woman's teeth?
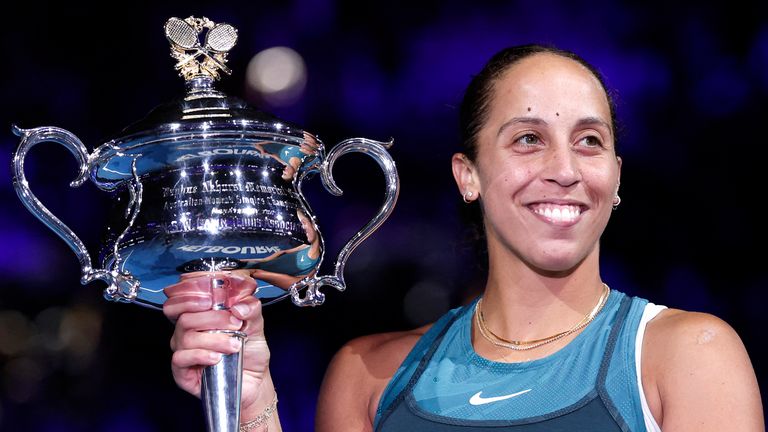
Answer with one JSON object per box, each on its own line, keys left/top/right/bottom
{"left": 531, "top": 204, "right": 581, "bottom": 223}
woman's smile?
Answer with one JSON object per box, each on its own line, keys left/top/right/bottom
{"left": 526, "top": 201, "right": 587, "bottom": 227}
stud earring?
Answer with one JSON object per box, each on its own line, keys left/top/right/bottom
{"left": 612, "top": 194, "right": 621, "bottom": 210}
{"left": 463, "top": 191, "right": 474, "bottom": 203}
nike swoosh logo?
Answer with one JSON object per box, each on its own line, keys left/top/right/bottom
{"left": 469, "top": 389, "right": 532, "bottom": 405}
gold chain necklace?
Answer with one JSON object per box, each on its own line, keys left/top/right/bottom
{"left": 475, "top": 284, "right": 610, "bottom": 351}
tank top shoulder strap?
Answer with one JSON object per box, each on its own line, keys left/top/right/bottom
{"left": 598, "top": 295, "right": 661, "bottom": 431}
{"left": 598, "top": 294, "right": 634, "bottom": 386}
{"left": 374, "top": 302, "right": 472, "bottom": 429}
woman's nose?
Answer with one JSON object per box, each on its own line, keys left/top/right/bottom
{"left": 542, "top": 144, "right": 581, "bottom": 187}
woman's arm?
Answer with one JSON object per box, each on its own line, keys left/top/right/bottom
{"left": 643, "top": 309, "right": 764, "bottom": 431}
{"left": 164, "top": 273, "right": 282, "bottom": 431}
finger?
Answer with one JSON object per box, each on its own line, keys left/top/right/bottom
{"left": 164, "top": 276, "right": 216, "bottom": 321}
{"left": 230, "top": 296, "right": 261, "bottom": 321}
{"left": 230, "top": 297, "right": 265, "bottom": 337}
{"left": 165, "top": 273, "right": 217, "bottom": 296}
{"left": 172, "top": 348, "right": 224, "bottom": 369}
{"left": 163, "top": 295, "right": 213, "bottom": 322}
{"left": 170, "top": 364, "right": 203, "bottom": 397}
{"left": 226, "top": 276, "right": 259, "bottom": 305}
{"left": 164, "top": 273, "right": 256, "bottom": 320}
{"left": 172, "top": 329, "right": 244, "bottom": 354}
{"left": 174, "top": 310, "right": 244, "bottom": 334}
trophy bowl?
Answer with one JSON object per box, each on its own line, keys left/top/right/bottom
{"left": 11, "top": 16, "right": 399, "bottom": 432}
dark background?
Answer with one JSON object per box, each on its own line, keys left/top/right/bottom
{"left": 1, "top": 1, "right": 766, "bottom": 430}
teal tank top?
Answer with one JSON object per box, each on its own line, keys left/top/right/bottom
{"left": 374, "top": 290, "right": 652, "bottom": 431}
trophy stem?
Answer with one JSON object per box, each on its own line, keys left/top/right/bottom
{"left": 202, "top": 332, "right": 245, "bottom": 432}
{"left": 201, "top": 277, "right": 247, "bottom": 432}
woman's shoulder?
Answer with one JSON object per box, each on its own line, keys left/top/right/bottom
{"left": 332, "top": 301, "right": 472, "bottom": 375}
{"left": 316, "top": 324, "right": 433, "bottom": 430}
{"left": 641, "top": 308, "right": 763, "bottom": 429}
{"left": 643, "top": 307, "right": 750, "bottom": 381}
{"left": 333, "top": 324, "right": 432, "bottom": 378}
{"left": 643, "top": 307, "right": 744, "bottom": 358}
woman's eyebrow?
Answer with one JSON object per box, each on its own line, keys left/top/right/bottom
{"left": 496, "top": 116, "right": 612, "bottom": 138}
{"left": 575, "top": 117, "right": 612, "bottom": 135}
{"left": 497, "top": 117, "right": 547, "bottom": 137}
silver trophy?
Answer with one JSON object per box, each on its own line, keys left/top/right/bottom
{"left": 12, "top": 16, "right": 399, "bottom": 432}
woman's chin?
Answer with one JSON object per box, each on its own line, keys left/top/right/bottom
{"left": 526, "top": 250, "right": 592, "bottom": 277}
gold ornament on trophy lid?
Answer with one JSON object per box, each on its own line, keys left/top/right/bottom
{"left": 164, "top": 16, "right": 238, "bottom": 81}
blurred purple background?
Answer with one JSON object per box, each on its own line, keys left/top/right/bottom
{"left": 1, "top": 1, "right": 766, "bottom": 430}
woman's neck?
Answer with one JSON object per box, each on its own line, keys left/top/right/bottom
{"left": 479, "top": 247, "right": 606, "bottom": 343}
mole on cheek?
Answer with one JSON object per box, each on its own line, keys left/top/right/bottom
{"left": 556, "top": 112, "right": 560, "bottom": 116}
{"left": 527, "top": 107, "right": 531, "bottom": 112}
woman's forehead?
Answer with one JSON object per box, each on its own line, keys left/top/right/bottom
{"left": 489, "top": 53, "right": 611, "bottom": 118}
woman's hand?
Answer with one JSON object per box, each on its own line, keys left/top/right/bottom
{"left": 163, "top": 272, "right": 277, "bottom": 421}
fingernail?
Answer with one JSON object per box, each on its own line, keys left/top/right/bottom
{"left": 230, "top": 315, "right": 243, "bottom": 327}
{"left": 209, "top": 352, "right": 222, "bottom": 363}
{"left": 232, "top": 303, "right": 249, "bottom": 316}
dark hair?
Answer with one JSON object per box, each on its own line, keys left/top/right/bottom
{"left": 459, "top": 44, "right": 619, "bottom": 161}
{"left": 457, "top": 45, "right": 619, "bottom": 273}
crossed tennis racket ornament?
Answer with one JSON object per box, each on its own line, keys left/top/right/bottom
{"left": 12, "top": 16, "right": 399, "bottom": 432}
{"left": 166, "top": 16, "right": 239, "bottom": 80}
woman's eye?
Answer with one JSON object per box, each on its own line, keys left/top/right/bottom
{"left": 515, "top": 134, "right": 540, "bottom": 146}
{"left": 578, "top": 136, "right": 603, "bottom": 148}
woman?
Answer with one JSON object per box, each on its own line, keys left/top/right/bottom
{"left": 163, "top": 45, "right": 763, "bottom": 431}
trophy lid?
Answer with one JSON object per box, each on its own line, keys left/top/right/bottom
{"left": 105, "top": 16, "right": 303, "bottom": 145}
{"left": 114, "top": 16, "right": 304, "bottom": 141}
{"left": 91, "top": 16, "right": 312, "bottom": 189}
{"left": 115, "top": 77, "right": 304, "bottom": 140}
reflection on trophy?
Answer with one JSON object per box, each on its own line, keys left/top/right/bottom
{"left": 12, "top": 16, "right": 399, "bottom": 432}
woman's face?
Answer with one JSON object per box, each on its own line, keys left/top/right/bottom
{"left": 297, "top": 209, "right": 317, "bottom": 243}
{"left": 454, "top": 53, "right": 621, "bottom": 274}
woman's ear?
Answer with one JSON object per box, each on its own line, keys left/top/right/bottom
{"left": 452, "top": 153, "right": 480, "bottom": 202}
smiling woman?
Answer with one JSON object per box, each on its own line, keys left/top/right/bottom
{"left": 164, "top": 45, "right": 764, "bottom": 432}
{"left": 454, "top": 48, "right": 621, "bottom": 277}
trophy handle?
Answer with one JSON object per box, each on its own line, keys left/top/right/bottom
{"left": 291, "top": 137, "right": 399, "bottom": 306}
{"left": 11, "top": 126, "right": 138, "bottom": 295}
